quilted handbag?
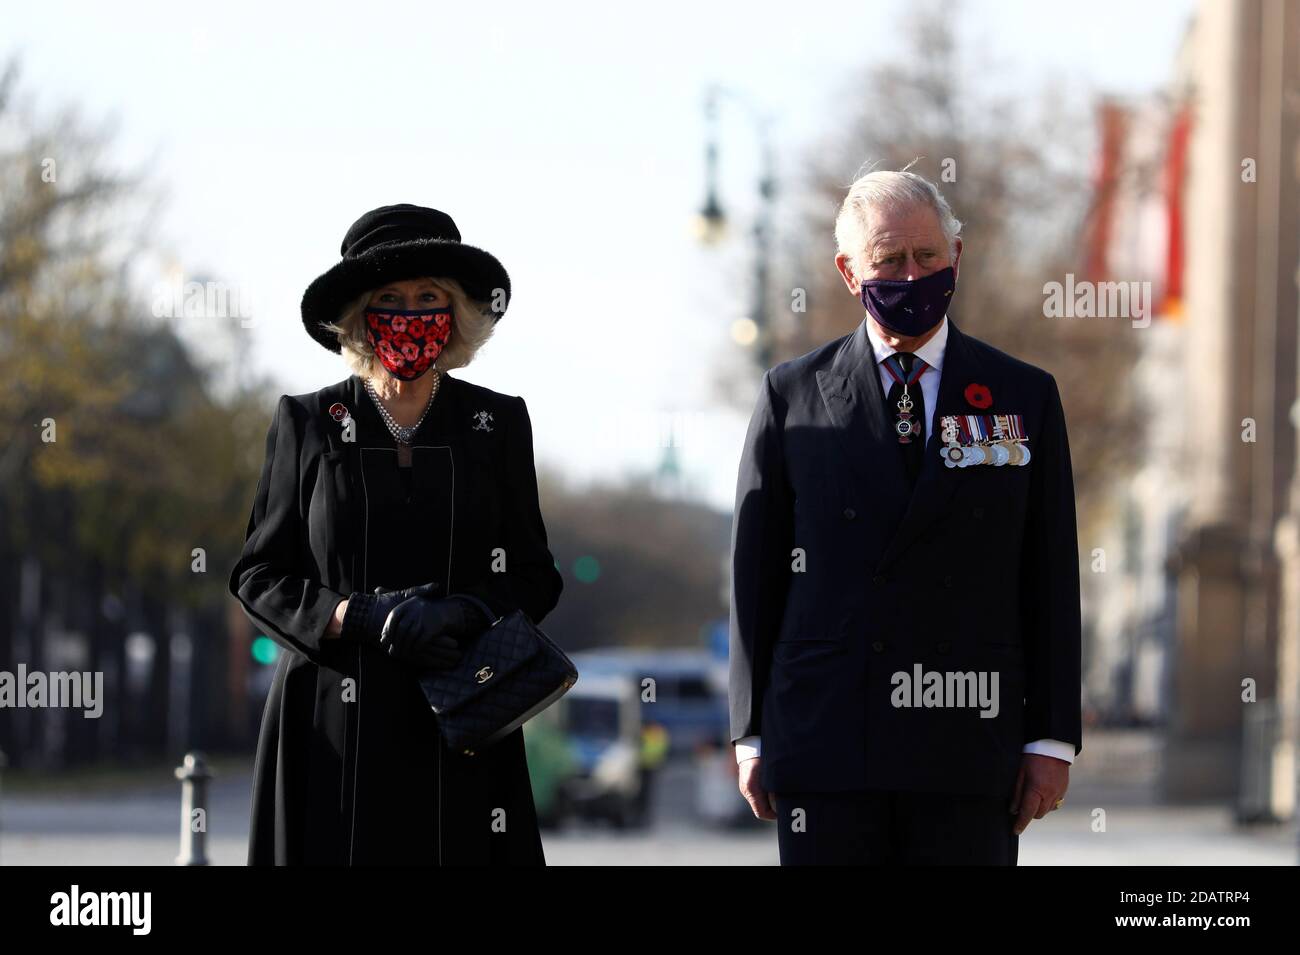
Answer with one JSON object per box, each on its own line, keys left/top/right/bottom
{"left": 416, "top": 594, "right": 578, "bottom": 755}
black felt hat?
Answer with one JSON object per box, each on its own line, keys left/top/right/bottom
{"left": 301, "top": 204, "right": 511, "bottom": 353}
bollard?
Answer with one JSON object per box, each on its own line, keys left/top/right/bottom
{"left": 174, "top": 751, "right": 212, "bottom": 866}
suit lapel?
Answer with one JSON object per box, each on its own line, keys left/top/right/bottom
{"left": 875, "top": 319, "right": 984, "bottom": 572}
{"left": 816, "top": 319, "right": 910, "bottom": 517}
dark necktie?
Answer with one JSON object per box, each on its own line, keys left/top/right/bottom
{"left": 883, "top": 351, "right": 926, "bottom": 488}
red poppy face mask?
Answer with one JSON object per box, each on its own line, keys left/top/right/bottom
{"left": 364, "top": 306, "right": 452, "bottom": 380}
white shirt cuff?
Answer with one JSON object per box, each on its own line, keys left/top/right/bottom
{"left": 1022, "top": 738, "right": 1076, "bottom": 763}
{"left": 734, "top": 736, "right": 761, "bottom": 763}
{"left": 733, "top": 736, "right": 1072, "bottom": 764}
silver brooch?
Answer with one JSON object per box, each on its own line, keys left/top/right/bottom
{"left": 471, "top": 410, "right": 494, "bottom": 432}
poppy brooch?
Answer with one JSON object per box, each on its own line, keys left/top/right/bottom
{"left": 964, "top": 382, "right": 993, "bottom": 409}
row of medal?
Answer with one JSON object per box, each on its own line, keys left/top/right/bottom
{"left": 940, "top": 414, "right": 1032, "bottom": 468}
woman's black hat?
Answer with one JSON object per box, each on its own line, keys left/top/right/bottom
{"left": 301, "top": 204, "right": 511, "bottom": 353}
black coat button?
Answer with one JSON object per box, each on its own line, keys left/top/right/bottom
{"left": 972, "top": 507, "right": 984, "bottom": 519}
{"left": 843, "top": 507, "right": 856, "bottom": 520}
{"left": 942, "top": 574, "right": 954, "bottom": 588}
{"left": 872, "top": 574, "right": 887, "bottom": 585}
{"left": 937, "top": 641, "right": 951, "bottom": 654}
{"left": 871, "top": 641, "right": 885, "bottom": 653}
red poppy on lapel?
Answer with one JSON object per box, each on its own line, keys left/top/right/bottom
{"left": 328, "top": 402, "right": 348, "bottom": 421}
{"left": 964, "top": 383, "right": 993, "bottom": 409}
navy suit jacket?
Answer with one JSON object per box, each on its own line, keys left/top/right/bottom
{"left": 728, "top": 317, "right": 1082, "bottom": 797}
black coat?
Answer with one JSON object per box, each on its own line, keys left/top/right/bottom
{"left": 729, "top": 318, "right": 1082, "bottom": 798}
{"left": 229, "top": 372, "right": 563, "bottom": 865}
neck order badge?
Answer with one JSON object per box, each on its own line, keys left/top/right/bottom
{"left": 882, "top": 353, "right": 928, "bottom": 444}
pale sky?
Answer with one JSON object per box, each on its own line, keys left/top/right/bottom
{"left": 6, "top": 0, "right": 1195, "bottom": 509}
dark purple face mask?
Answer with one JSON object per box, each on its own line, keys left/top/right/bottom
{"left": 859, "top": 265, "right": 956, "bottom": 337}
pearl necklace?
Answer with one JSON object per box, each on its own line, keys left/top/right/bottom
{"left": 364, "top": 371, "right": 441, "bottom": 445}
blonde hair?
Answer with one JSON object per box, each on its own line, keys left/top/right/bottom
{"left": 323, "top": 276, "right": 498, "bottom": 381}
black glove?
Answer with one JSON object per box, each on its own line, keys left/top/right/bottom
{"left": 340, "top": 583, "right": 445, "bottom": 656}
{"left": 378, "top": 595, "right": 492, "bottom": 669}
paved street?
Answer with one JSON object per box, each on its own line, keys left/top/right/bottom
{"left": 2, "top": 731, "right": 1295, "bottom": 865}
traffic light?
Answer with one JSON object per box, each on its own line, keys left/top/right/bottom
{"left": 251, "top": 636, "right": 278, "bottom": 665}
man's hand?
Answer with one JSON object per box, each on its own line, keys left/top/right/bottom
{"left": 738, "top": 757, "right": 777, "bottom": 821}
{"left": 1010, "top": 753, "right": 1070, "bottom": 835}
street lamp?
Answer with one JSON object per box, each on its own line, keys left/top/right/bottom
{"left": 693, "top": 84, "right": 777, "bottom": 370}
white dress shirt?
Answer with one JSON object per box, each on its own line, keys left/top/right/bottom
{"left": 868, "top": 312, "right": 948, "bottom": 444}
{"left": 734, "top": 315, "right": 1075, "bottom": 766}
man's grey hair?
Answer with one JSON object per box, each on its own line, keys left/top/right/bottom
{"left": 834, "top": 163, "right": 963, "bottom": 274}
